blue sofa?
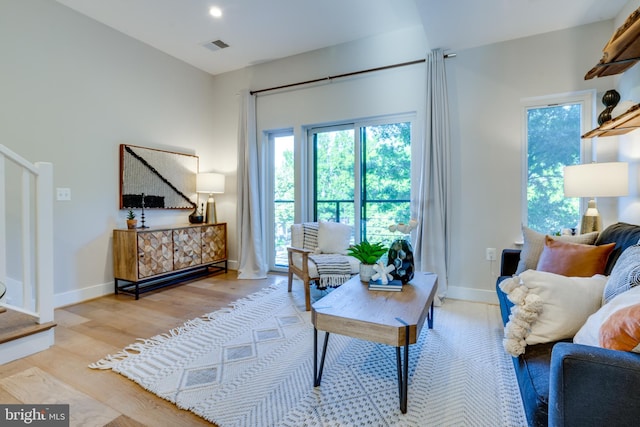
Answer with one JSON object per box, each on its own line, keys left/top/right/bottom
{"left": 496, "top": 222, "right": 640, "bottom": 427}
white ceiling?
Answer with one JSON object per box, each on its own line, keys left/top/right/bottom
{"left": 55, "top": 0, "right": 630, "bottom": 76}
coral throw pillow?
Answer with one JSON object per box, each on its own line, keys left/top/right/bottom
{"left": 599, "top": 304, "right": 640, "bottom": 352}
{"left": 575, "top": 285, "right": 640, "bottom": 353}
{"left": 536, "top": 236, "right": 615, "bottom": 277}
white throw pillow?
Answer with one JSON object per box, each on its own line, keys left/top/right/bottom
{"left": 317, "top": 221, "right": 352, "bottom": 255}
{"left": 499, "top": 270, "right": 607, "bottom": 356}
{"left": 574, "top": 285, "right": 640, "bottom": 351}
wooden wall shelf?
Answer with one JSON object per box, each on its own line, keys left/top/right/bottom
{"left": 582, "top": 104, "right": 640, "bottom": 139}
{"left": 585, "top": 7, "right": 640, "bottom": 80}
{"left": 582, "top": 7, "right": 640, "bottom": 139}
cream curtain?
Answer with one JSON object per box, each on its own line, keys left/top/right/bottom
{"left": 236, "top": 90, "right": 268, "bottom": 279}
{"left": 414, "top": 48, "right": 451, "bottom": 303}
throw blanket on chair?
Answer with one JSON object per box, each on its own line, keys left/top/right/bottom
{"left": 309, "top": 254, "right": 352, "bottom": 290}
{"left": 302, "top": 222, "right": 351, "bottom": 289}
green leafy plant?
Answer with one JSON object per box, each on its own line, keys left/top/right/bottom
{"left": 347, "top": 240, "right": 387, "bottom": 265}
{"left": 127, "top": 210, "right": 136, "bottom": 220}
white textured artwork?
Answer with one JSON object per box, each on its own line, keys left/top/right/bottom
{"left": 120, "top": 144, "right": 198, "bottom": 209}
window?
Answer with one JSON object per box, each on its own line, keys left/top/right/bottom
{"left": 267, "top": 131, "right": 294, "bottom": 269}
{"left": 309, "top": 117, "right": 412, "bottom": 245}
{"left": 523, "top": 92, "right": 593, "bottom": 234}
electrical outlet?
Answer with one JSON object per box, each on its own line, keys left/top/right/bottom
{"left": 56, "top": 187, "right": 71, "bottom": 201}
{"left": 486, "top": 247, "right": 497, "bottom": 261}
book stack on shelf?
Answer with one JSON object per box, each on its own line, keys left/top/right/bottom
{"left": 368, "top": 279, "right": 403, "bottom": 292}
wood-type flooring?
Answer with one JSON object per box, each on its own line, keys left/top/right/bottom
{"left": 0, "top": 272, "right": 297, "bottom": 427}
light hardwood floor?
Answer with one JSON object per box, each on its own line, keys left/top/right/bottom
{"left": 0, "top": 271, "right": 304, "bottom": 427}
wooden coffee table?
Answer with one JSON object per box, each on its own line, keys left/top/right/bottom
{"left": 311, "top": 271, "right": 438, "bottom": 413}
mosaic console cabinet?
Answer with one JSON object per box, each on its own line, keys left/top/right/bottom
{"left": 113, "top": 223, "right": 227, "bottom": 299}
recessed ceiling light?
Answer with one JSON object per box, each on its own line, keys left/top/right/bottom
{"left": 209, "top": 6, "right": 222, "bottom": 18}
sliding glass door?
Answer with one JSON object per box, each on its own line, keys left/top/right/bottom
{"left": 309, "top": 117, "right": 412, "bottom": 245}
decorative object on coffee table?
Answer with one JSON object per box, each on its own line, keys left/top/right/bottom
{"left": 386, "top": 219, "right": 417, "bottom": 284}
{"left": 388, "top": 219, "right": 418, "bottom": 235}
{"left": 388, "top": 238, "right": 415, "bottom": 284}
{"left": 369, "top": 262, "right": 400, "bottom": 291}
{"left": 347, "top": 240, "right": 387, "bottom": 282}
{"left": 371, "top": 261, "right": 395, "bottom": 284}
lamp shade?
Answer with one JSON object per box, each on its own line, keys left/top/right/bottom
{"left": 196, "top": 172, "right": 225, "bottom": 194}
{"left": 563, "top": 162, "right": 629, "bottom": 198}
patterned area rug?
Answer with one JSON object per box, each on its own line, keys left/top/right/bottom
{"left": 91, "top": 285, "right": 526, "bottom": 426}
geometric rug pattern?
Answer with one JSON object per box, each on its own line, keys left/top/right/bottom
{"left": 91, "top": 285, "right": 527, "bottom": 426}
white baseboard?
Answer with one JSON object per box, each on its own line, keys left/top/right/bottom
{"left": 446, "top": 285, "right": 499, "bottom": 305}
{"left": 54, "top": 282, "right": 113, "bottom": 308}
{"left": 54, "top": 259, "right": 239, "bottom": 308}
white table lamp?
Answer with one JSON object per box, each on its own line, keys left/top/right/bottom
{"left": 197, "top": 172, "right": 225, "bottom": 224}
{"left": 564, "top": 162, "right": 629, "bottom": 233}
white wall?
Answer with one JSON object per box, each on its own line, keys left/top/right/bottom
{"left": 0, "top": 0, "right": 220, "bottom": 305}
{"left": 445, "top": 21, "right": 620, "bottom": 302}
{"left": 616, "top": 1, "right": 640, "bottom": 222}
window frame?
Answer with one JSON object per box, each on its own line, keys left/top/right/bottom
{"left": 265, "top": 128, "right": 294, "bottom": 272}
{"left": 304, "top": 114, "right": 415, "bottom": 244}
{"left": 521, "top": 90, "right": 595, "bottom": 229}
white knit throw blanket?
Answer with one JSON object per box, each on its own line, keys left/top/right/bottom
{"left": 308, "top": 254, "right": 351, "bottom": 289}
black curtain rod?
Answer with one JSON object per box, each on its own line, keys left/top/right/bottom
{"left": 249, "top": 54, "right": 456, "bottom": 96}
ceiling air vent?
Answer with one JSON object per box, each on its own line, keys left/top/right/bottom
{"left": 202, "top": 39, "right": 229, "bottom": 52}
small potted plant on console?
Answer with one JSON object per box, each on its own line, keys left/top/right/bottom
{"left": 126, "top": 210, "right": 137, "bottom": 229}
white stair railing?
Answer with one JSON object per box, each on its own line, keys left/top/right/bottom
{"left": 0, "top": 144, "right": 54, "bottom": 324}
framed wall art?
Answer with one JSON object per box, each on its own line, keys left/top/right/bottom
{"left": 119, "top": 144, "right": 198, "bottom": 209}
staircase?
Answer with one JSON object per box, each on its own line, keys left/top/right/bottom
{"left": 0, "top": 145, "right": 55, "bottom": 364}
